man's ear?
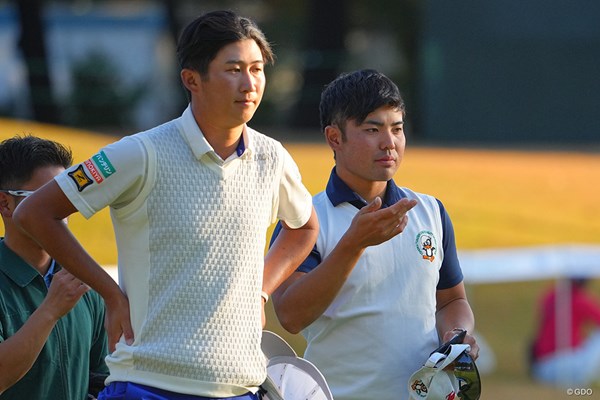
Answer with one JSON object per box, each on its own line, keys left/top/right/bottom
{"left": 0, "top": 192, "right": 14, "bottom": 218}
{"left": 324, "top": 125, "right": 343, "bottom": 151}
{"left": 180, "top": 68, "right": 201, "bottom": 93}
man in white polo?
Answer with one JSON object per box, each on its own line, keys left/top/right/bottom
{"left": 270, "top": 70, "right": 478, "bottom": 400}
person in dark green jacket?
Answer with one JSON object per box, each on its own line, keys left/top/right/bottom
{"left": 0, "top": 135, "right": 108, "bottom": 399}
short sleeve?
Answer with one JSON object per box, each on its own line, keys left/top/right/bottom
{"left": 436, "top": 199, "right": 464, "bottom": 290}
{"left": 275, "top": 147, "right": 313, "bottom": 229}
{"left": 55, "top": 136, "right": 148, "bottom": 219}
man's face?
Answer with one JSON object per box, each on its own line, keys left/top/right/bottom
{"left": 329, "top": 105, "right": 405, "bottom": 189}
{"left": 194, "top": 39, "right": 266, "bottom": 131}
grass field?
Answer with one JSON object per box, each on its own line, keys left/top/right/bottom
{"left": 2, "top": 118, "right": 599, "bottom": 399}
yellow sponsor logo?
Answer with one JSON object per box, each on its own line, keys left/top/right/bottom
{"left": 68, "top": 164, "right": 94, "bottom": 192}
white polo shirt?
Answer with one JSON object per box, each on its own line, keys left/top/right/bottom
{"left": 291, "top": 169, "right": 463, "bottom": 400}
{"left": 55, "top": 106, "right": 313, "bottom": 397}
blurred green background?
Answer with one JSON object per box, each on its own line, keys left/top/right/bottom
{"left": 2, "top": 1, "right": 600, "bottom": 398}
{"left": 2, "top": 0, "right": 600, "bottom": 147}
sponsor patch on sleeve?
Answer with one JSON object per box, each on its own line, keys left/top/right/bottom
{"left": 68, "top": 164, "right": 94, "bottom": 192}
{"left": 91, "top": 151, "right": 116, "bottom": 178}
{"left": 84, "top": 159, "right": 103, "bottom": 183}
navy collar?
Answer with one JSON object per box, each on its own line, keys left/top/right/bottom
{"left": 325, "top": 167, "right": 406, "bottom": 209}
{"left": 236, "top": 134, "right": 245, "bottom": 157}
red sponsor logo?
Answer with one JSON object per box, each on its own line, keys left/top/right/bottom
{"left": 84, "top": 159, "right": 103, "bottom": 183}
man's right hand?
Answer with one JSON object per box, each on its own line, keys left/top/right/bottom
{"left": 347, "top": 196, "right": 418, "bottom": 249}
{"left": 41, "top": 269, "right": 89, "bottom": 320}
{"left": 104, "top": 290, "right": 135, "bottom": 352}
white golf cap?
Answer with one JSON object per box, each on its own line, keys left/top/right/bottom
{"left": 408, "top": 344, "right": 471, "bottom": 400}
{"left": 265, "top": 356, "right": 334, "bottom": 400}
{"left": 261, "top": 331, "right": 333, "bottom": 400}
{"left": 408, "top": 367, "right": 460, "bottom": 400}
{"left": 262, "top": 330, "right": 297, "bottom": 359}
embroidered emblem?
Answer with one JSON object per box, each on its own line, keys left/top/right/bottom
{"left": 411, "top": 379, "right": 428, "bottom": 397}
{"left": 255, "top": 153, "right": 268, "bottom": 161}
{"left": 416, "top": 230, "right": 437, "bottom": 262}
{"left": 68, "top": 164, "right": 93, "bottom": 192}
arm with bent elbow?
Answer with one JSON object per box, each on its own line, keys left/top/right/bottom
{"left": 263, "top": 208, "right": 319, "bottom": 301}
{"left": 273, "top": 197, "right": 417, "bottom": 333}
{"left": 13, "top": 180, "right": 133, "bottom": 352}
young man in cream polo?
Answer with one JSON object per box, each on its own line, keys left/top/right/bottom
{"left": 15, "top": 10, "right": 318, "bottom": 400}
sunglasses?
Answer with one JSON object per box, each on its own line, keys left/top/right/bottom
{"left": 453, "top": 350, "right": 481, "bottom": 400}
{"left": 0, "top": 189, "right": 34, "bottom": 198}
{"left": 431, "top": 330, "right": 482, "bottom": 400}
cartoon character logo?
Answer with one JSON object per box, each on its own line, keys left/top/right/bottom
{"left": 415, "top": 230, "right": 437, "bottom": 262}
{"left": 68, "top": 164, "right": 93, "bottom": 192}
{"left": 411, "top": 379, "right": 428, "bottom": 397}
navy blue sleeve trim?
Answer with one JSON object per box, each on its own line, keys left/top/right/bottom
{"left": 436, "top": 199, "right": 464, "bottom": 290}
{"left": 269, "top": 221, "right": 321, "bottom": 273}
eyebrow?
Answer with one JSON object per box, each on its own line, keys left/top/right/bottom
{"left": 363, "top": 119, "right": 404, "bottom": 126}
{"left": 224, "top": 59, "right": 265, "bottom": 65}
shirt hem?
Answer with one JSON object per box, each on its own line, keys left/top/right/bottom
{"left": 105, "top": 367, "right": 261, "bottom": 397}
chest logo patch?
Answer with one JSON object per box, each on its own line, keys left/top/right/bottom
{"left": 415, "top": 230, "right": 437, "bottom": 263}
{"left": 68, "top": 164, "right": 93, "bottom": 192}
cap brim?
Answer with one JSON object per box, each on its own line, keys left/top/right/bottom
{"left": 262, "top": 330, "right": 297, "bottom": 359}
{"left": 267, "top": 355, "right": 334, "bottom": 400}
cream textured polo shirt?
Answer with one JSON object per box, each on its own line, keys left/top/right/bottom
{"left": 55, "top": 106, "right": 313, "bottom": 397}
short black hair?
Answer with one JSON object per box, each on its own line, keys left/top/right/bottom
{"left": 0, "top": 135, "right": 73, "bottom": 189}
{"left": 319, "top": 69, "right": 405, "bottom": 133}
{"left": 176, "top": 10, "right": 274, "bottom": 76}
